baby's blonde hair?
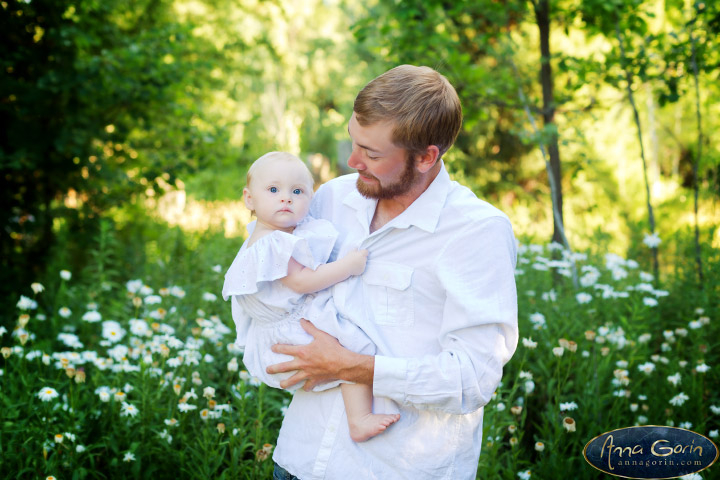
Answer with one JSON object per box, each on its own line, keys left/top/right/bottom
{"left": 244, "top": 152, "right": 314, "bottom": 216}
{"left": 246, "top": 151, "right": 314, "bottom": 189}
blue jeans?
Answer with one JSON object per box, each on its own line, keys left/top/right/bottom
{"left": 273, "top": 463, "right": 301, "bottom": 480}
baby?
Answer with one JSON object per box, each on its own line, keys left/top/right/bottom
{"left": 222, "top": 151, "right": 399, "bottom": 442}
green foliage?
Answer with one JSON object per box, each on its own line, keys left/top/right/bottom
{"left": 1, "top": 214, "right": 718, "bottom": 478}
{"left": 176, "top": 0, "right": 369, "bottom": 200}
{"left": 352, "top": 0, "right": 719, "bottom": 257}
{"left": 1, "top": 214, "right": 286, "bottom": 479}
{"left": 0, "top": 0, "right": 220, "bottom": 316}
{"left": 353, "top": 0, "right": 536, "bottom": 201}
{"left": 480, "top": 233, "right": 719, "bottom": 478}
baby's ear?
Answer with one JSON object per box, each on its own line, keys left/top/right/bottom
{"left": 243, "top": 187, "right": 254, "bottom": 211}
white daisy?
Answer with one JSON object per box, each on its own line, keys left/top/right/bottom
{"left": 144, "top": 295, "right": 162, "bottom": 305}
{"left": 126, "top": 279, "right": 143, "bottom": 293}
{"left": 101, "top": 321, "right": 126, "bottom": 343}
{"left": 529, "top": 312, "right": 546, "bottom": 330}
{"left": 667, "top": 373, "right": 682, "bottom": 387}
{"left": 669, "top": 393, "right": 689, "bottom": 407}
{"left": 17, "top": 296, "right": 37, "bottom": 310}
{"left": 202, "top": 292, "right": 218, "bottom": 302}
{"left": 576, "top": 292, "right": 592, "bottom": 304}
{"left": 638, "top": 362, "right": 655, "bottom": 374}
{"left": 37, "top": 387, "right": 59, "bottom": 402}
{"left": 169, "top": 286, "right": 186, "bottom": 298}
{"left": 120, "top": 402, "right": 139, "bottom": 417}
{"left": 643, "top": 297, "right": 658, "bottom": 307}
{"left": 82, "top": 311, "right": 102, "bottom": 323}
{"left": 178, "top": 403, "right": 198, "bottom": 412}
{"left": 643, "top": 232, "right": 661, "bottom": 248}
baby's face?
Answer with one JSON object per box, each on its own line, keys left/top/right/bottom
{"left": 245, "top": 160, "right": 313, "bottom": 232}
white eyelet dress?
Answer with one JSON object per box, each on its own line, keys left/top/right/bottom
{"left": 222, "top": 217, "right": 374, "bottom": 391}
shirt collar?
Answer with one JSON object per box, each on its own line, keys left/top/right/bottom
{"left": 342, "top": 161, "right": 451, "bottom": 234}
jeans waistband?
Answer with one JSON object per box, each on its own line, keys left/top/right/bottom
{"left": 273, "top": 462, "right": 301, "bottom": 480}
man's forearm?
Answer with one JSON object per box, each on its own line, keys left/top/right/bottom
{"left": 268, "top": 319, "right": 376, "bottom": 390}
{"left": 338, "top": 350, "right": 375, "bottom": 386}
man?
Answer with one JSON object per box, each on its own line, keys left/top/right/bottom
{"left": 240, "top": 65, "right": 518, "bottom": 479}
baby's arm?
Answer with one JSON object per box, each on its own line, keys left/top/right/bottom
{"left": 280, "top": 249, "right": 368, "bottom": 294}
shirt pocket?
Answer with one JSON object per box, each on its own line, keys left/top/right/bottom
{"left": 362, "top": 262, "right": 414, "bottom": 326}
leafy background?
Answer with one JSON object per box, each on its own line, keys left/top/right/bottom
{"left": 1, "top": 0, "right": 718, "bottom": 478}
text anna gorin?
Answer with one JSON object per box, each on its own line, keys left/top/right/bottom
{"left": 584, "top": 425, "right": 718, "bottom": 479}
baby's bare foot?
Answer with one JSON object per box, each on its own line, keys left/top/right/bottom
{"left": 348, "top": 413, "right": 401, "bottom": 442}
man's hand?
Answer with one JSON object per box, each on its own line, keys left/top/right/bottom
{"left": 267, "top": 319, "right": 374, "bottom": 391}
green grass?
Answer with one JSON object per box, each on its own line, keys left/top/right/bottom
{"left": 1, "top": 212, "right": 717, "bottom": 479}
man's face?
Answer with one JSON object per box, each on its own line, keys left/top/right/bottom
{"left": 347, "top": 113, "right": 418, "bottom": 200}
{"left": 243, "top": 160, "right": 313, "bottom": 232}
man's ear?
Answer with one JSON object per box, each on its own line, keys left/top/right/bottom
{"left": 415, "top": 145, "right": 440, "bottom": 173}
{"left": 243, "top": 187, "right": 254, "bottom": 211}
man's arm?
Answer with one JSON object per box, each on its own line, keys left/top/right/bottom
{"left": 372, "top": 216, "right": 518, "bottom": 414}
{"left": 268, "top": 319, "right": 374, "bottom": 389}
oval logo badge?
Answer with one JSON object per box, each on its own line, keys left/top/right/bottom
{"left": 584, "top": 426, "right": 718, "bottom": 479}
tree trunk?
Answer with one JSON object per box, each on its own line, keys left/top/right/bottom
{"left": 690, "top": 17, "right": 704, "bottom": 283}
{"left": 615, "top": 20, "right": 660, "bottom": 280}
{"left": 535, "top": 0, "right": 564, "bottom": 245}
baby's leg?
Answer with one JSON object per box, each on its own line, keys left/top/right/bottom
{"left": 341, "top": 383, "right": 400, "bottom": 442}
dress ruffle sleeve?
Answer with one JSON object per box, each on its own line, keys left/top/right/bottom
{"left": 291, "top": 217, "right": 338, "bottom": 269}
{"left": 222, "top": 217, "right": 338, "bottom": 300}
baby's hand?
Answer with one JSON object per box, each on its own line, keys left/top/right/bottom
{"left": 343, "top": 249, "right": 368, "bottom": 276}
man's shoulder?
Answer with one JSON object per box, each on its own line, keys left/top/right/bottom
{"left": 444, "top": 181, "right": 511, "bottom": 225}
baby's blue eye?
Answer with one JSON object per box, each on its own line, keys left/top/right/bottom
{"left": 293, "top": 188, "right": 302, "bottom": 195}
{"left": 269, "top": 187, "right": 277, "bottom": 193}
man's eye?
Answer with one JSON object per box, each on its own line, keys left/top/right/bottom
{"left": 293, "top": 188, "right": 302, "bottom": 195}
{"left": 269, "top": 187, "right": 277, "bottom": 193}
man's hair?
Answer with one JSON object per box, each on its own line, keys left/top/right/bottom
{"left": 353, "top": 65, "right": 462, "bottom": 158}
{"left": 246, "top": 151, "right": 314, "bottom": 189}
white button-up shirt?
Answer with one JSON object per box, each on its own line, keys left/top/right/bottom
{"left": 231, "top": 164, "right": 518, "bottom": 479}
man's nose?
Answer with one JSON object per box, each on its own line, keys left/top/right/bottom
{"left": 347, "top": 148, "right": 364, "bottom": 171}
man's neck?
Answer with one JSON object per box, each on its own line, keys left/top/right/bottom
{"left": 369, "top": 163, "right": 441, "bottom": 233}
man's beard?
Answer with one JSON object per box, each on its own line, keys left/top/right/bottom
{"left": 356, "top": 153, "right": 417, "bottom": 200}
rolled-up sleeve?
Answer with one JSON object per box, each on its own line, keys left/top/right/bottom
{"left": 373, "top": 216, "right": 518, "bottom": 414}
